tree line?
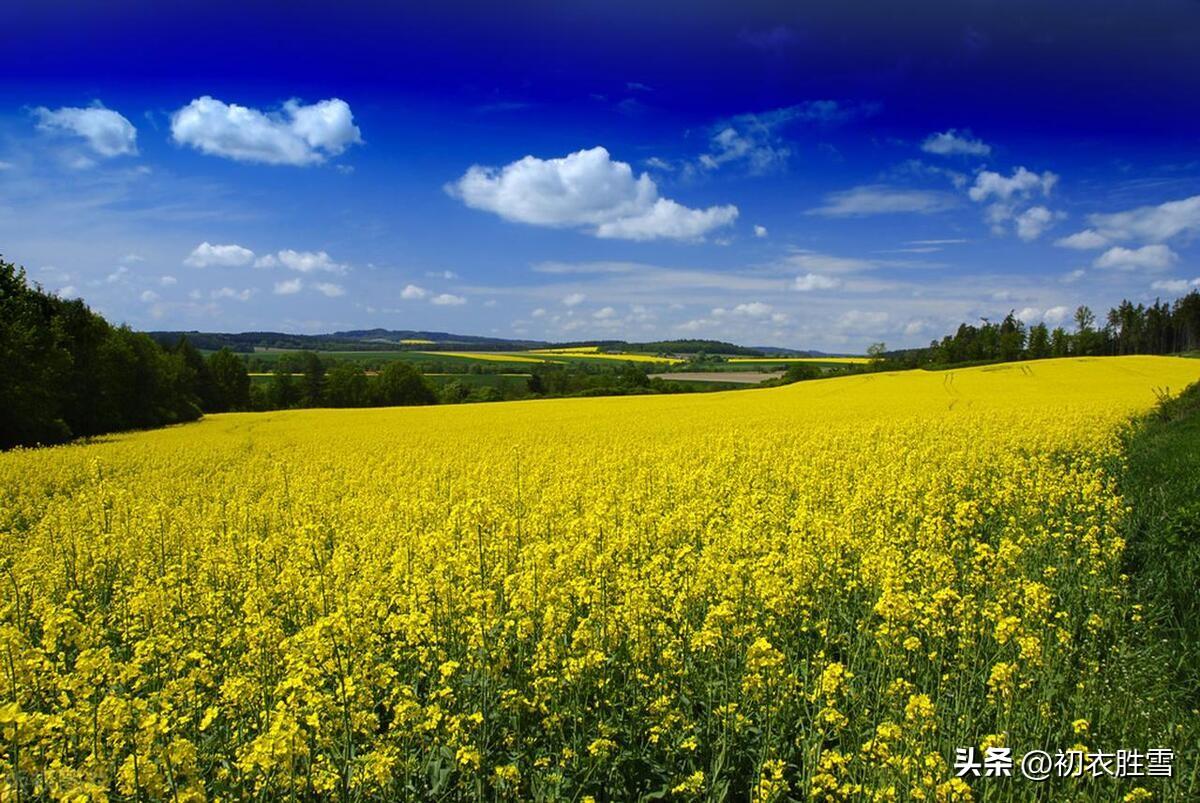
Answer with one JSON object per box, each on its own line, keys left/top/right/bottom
{"left": 884, "top": 291, "right": 1200, "bottom": 369}
{"left": 2, "top": 259, "right": 207, "bottom": 449}
{"left": 2, "top": 258, "right": 444, "bottom": 449}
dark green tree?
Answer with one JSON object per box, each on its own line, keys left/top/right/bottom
{"left": 208, "top": 348, "right": 251, "bottom": 411}
{"left": 269, "top": 370, "right": 301, "bottom": 409}
{"left": 299, "top": 351, "right": 326, "bottom": 407}
{"left": 325, "top": 362, "right": 369, "bottom": 407}
{"left": 372, "top": 361, "right": 436, "bottom": 406}
{"left": 1026, "top": 323, "right": 1050, "bottom": 358}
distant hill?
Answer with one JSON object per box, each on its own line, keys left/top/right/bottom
{"left": 747, "top": 346, "right": 860, "bottom": 357}
{"left": 148, "top": 329, "right": 550, "bottom": 353}
{"left": 148, "top": 329, "right": 822, "bottom": 357}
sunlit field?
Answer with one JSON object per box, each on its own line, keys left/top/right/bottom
{"left": 3, "top": 357, "right": 1199, "bottom": 800}
{"left": 727, "top": 356, "right": 871, "bottom": 365}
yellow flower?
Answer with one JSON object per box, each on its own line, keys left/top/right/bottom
{"left": 671, "top": 770, "right": 705, "bottom": 796}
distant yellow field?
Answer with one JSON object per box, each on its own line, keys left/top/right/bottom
{"left": 417, "top": 350, "right": 547, "bottom": 363}
{"left": 729, "top": 356, "right": 870, "bottom": 364}
{"left": 399, "top": 338, "right": 435, "bottom": 345}
{"left": 535, "top": 351, "right": 683, "bottom": 364}
{"left": 528, "top": 346, "right": 600, "bottom": 354}
{"left": 4, "top": 356, "right": 1199, "bottom": 800}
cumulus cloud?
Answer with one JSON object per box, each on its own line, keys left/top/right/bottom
{"left": 968, "top": 167, "right": 1059, "bottom": 237}
{"left": 562, "top": 292, "right": 586, "bottom": 307}
{"left": 1043, "top": 305, "right": 1071, "bottom": 325}
{"left": 211, "top": 287, "right": 255, "bottom": 301}
{"left": 594, "top": 199, "right": 739, "bottom": 241}
{"left": 921, "top": 129, "right": 991, "bottom": 157}
{"left": 1014, "top": 206, "right": 1061, "bottom": 241}
{"left": 793, "top": 273, "right": 842, "bottom": 291}
{"left": 1055, "top": 229, "right": 1109, "bottom": 250}
{"left": 447, "top": 146, "right": 737, "bottom": 241}
{"left": 1014, "top": 305, "right": 1069, "bottom": 325}
{"left": 968, "top": 167, "right": 1058, "bottom": 202}
{"left": 808, "top": 185, "right": 957, "bottom": 217}
{"left": 170, "top": 96, "right": 362, "bottom": 166}
{"left": 160, "top": 275, "right": 177, "bottom": 286}
{"left": 256, "top": 249, "right": 348, "bottom": 274}
{"left": 431, "top": 293, "right": 466, "bottom": 306}
{"left": 184, "top": 242, "right": 255, "bottom": 267}
{"left": 313, "top": 282, "right": 345, "bottom": 297}
{"left": 1150, "top": 278, "right": 1200, "bottom": 293}
{"left": 33, "top": 104, "right": 137, "bottom": 157}
{"left": 401, "top": 284, "right": 427, "bottom": 300}
{"left": 593, "top": 306, "right": 617, "bottom": 319}
{"left": 1059, "top": 195, "right": 1200, "bottom": 249}
{"left": 1093, "top": 244, "right": 1177, "bottom": 272}
{"left": 139, "top": 290, "right": 159, "bottom": 303}
{"left": 754, "top": 225, "right": 768, "bottom": 238}
{"left": 713, "top": 301, "right": 774, "bottom": 318}
{"left": 273, "top": 278, "right": 303, "bottom": 295}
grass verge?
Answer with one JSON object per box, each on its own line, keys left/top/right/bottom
{"left": 1114, "top": 380, "right": 1200, "bottom": 797}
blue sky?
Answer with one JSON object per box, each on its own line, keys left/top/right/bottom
{"left": 1, "top": 0, "right": 1198, "bottom": 351}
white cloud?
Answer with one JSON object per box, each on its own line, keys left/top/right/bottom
{"left": 594, "top": 198, "right": 739, "bottom": 241}
{"left": 159, "top": 275, "right": 177, "bottom": 286}
{"left": 968, "top": 167, "right": 1059, "bottom": 237}
{"left": 808, "top": 185, "right": 958, "bottom": 216}
{"left": 530, "top": 307, "right": 547, "bottom": 318}
{"left": 1150, "top": 278, "right": 1200, "bottom": 293}
{"left": 698, "top": 102, "right": 875, "bottom": 174}
{"left": 425, "top": 269, "right": 459, "bottom": 280}
{"left": 185, "top": 242, "right": 255, "bottom": 268}
{"left": 1055, "top": 229, "right": 1109, "bottom": 250}
{"left": 729, "top": 301, "right": 773, "bottom": 318}
{"left": 401, "top": 283, "right": 428, "bottom": 300}
{"left": 211, "top": 287, "right": 255, "bottom": 302}
{"left": 58, "top": 285, "right": 77, "bottom": 297}
{"left": 1062, "top": 269, "right": 1087, "bottom": 283}
{"left": 563, "top": 292, "right": 586, "bottom": 307}
{"left": 34, "top": 104, "right": 137, "bottom": 157}
{"left": 1043, "top": 305, "right": 1071, "bottom": 325}
{"left": 754, "top": 225, "right": 768, "bottom": 238}
{"left": 258, "top": 249, "right": 348, "bottom": 274}
{"left": 593, "top": 306, "right": 617, "bottom": 319}
{"left": 1082, "top": 195, "right": 1200, "bottom": 245}
{"left": 1093, "top": 244, "right": 1177, "bottom": 272}
{"left": 431, "top": 293, "right": 466, "bottom": 306}
{"left": 447, "top": 146, "right": 737, "bottom": 241}
{"left": 273, "top": 278, "right": 304, "bottom": 295}
{"left": 170, "top": 96, "right": 362, "bottom": 166}
{"left": 1016, "top": 306, "right": 1042, "bottom": 322}
{"left": 139, "top": 290, "right": 159, "bottom": 303}
{"left": 968, "top": 167, "right": 1058, "bottom": 202}
{"left": 313, "top": 282, "right": 345, "bottom": 297}
{"left": 105, "top": 266, "right": 129, "bottom": 284}
{"left": 793, "top": 273, "right": 842, "bottom": 291}
{"left": 1014, "top": 206, "right": 1060, "bottom": 241}
{"left": 1014, "top": 305, "right": 1071, "bottom": 325}
{"left": 921, "top": 129, "right": 991, "bottom": 157}
{"left": 785, "top": 251, "right": 875, "bottom": 274}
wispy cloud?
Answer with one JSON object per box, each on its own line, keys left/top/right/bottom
{"left": 808, "top": 185, "right": 958, "bottom": 217}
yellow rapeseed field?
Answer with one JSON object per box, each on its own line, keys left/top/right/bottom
{"left": 417, "top": 351, "right": 548, "bottom": 364}
{"left": 728, "top": 357, "right": 871, "bottom": 365}
{"left": 3, "top": 356, "right": 1199, "bottom": 801}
